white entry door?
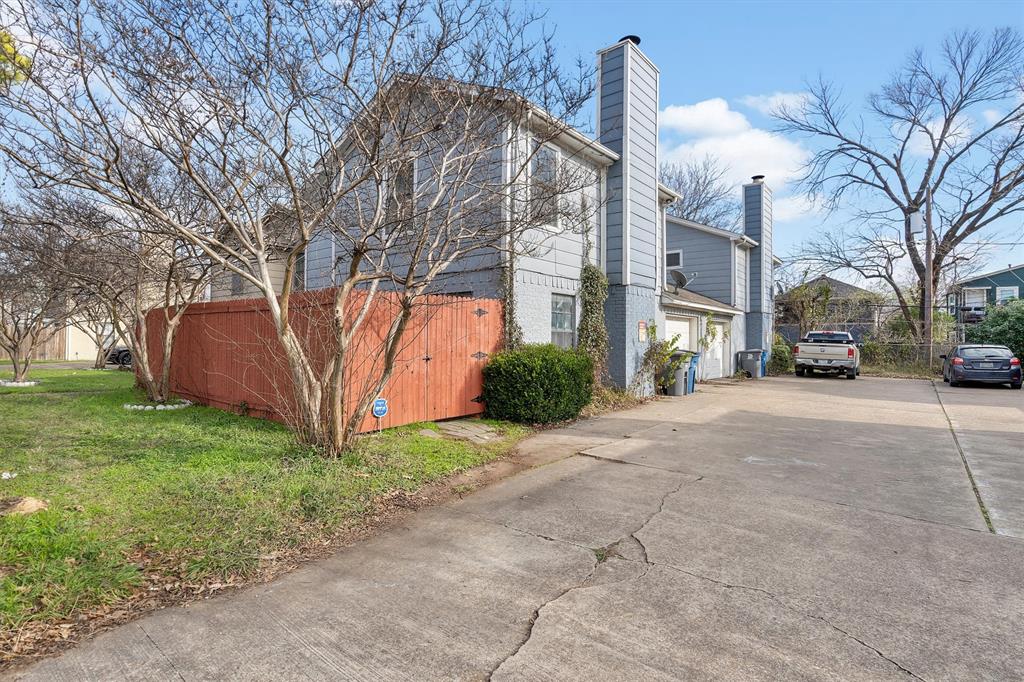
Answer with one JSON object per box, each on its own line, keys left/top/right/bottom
{"left": 703, "top": 322, "right": 727, "bottom": 379}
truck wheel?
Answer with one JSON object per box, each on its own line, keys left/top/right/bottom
{"left": 846, "top": 368, "right": 856, "bottom": 380}
{"left": 795, "top": 368, "right": 805, "bottom": 377}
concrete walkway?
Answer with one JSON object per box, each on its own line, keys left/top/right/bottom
{"left": 10, "top": 377, "right": 1024, "bottom": 680}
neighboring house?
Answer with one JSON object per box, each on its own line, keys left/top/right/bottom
{"left": 210, "top": 36, "right": 778, "bottom": 390}
{"left": 775, "top": 275, "right": 882, "bottom": 343}
{"left": 948, "top": 264, "right": 1024, "bottom": 324}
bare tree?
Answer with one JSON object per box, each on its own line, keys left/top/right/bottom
{"left": 659, "top": 155, "right": 741, "bottom": 229}
{"left": 0, "top": 0, "right": 594, "bottom": 453}
{"left": 0, "top": 204, "right": 78, "bottom": 381}
{"left": 24, "top": 189, "right": 213, "bottom": 402}
{"left": 777, "top": 28, "right": 1024, "bottom": 339}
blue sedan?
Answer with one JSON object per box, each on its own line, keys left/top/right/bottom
{"left": 942, "top": 345, "right": 1022, "bottom": 389}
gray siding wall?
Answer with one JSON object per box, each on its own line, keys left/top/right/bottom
{"left": 744, "top": 181, "right": 774, "bottom": 350}
{"left": 626, "top": 53, "right": 659, "bottom": 289}
{"left": 735, "top": 246, "right": 748, "bottom": 311}
{"left": 665, "top": 222, "right": 733, "bottom": 306}
{"left": 598, "top": 46, "right": 625, "bottom": 285}
{"left": 597, "top": 39, "right": 661, "bottom": 391}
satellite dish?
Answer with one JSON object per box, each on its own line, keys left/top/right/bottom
{"left": 670, "top": 269, "right": 689, "bottom": 290}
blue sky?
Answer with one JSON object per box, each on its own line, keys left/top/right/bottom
{"left": 538, "top": 0, "right": 1024, "bottom": 275}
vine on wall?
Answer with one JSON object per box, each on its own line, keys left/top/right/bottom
{"left": 500, "top": 252, "right": 523, "bottom": 350}
{"left": 577, "top": 259, "right": 609, "bottom": 382}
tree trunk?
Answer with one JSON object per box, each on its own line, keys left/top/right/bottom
{"left": 93, "top": 341, "right": 107, "bottom": 370}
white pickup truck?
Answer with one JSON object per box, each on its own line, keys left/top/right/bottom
{"left": 793, "top": 331, "right": 860, "bottom": 380}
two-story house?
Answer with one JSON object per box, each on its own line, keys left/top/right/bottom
{"left": 210, "top": 35, "right": 779, "bottom": 391}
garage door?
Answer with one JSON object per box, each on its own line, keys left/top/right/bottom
{"left": 664, "top": 316, "right": 692, "bottom": 351}
{"left": 703, "top": 322, "right": 727, "bottom": 379}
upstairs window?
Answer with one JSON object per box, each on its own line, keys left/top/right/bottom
{"left": 530, "top": 142, "right": 559, "bottom": 227}
{"left": 551, "top": 293, "right": 576, "bottom": 349}
{"left": 665, "top": 250, "right": 683, "bottom": 286}
{"left": 385, "top": 159, "right": 415, "bottom": 235}
{"left": 230, "top": 272, "right": 243, "bottom": 297}
{"left": 291, "top": 250, "right": 306, "bottom": 291}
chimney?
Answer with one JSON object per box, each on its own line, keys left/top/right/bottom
{"left": 595, "top": 36, "right": 660, "bottom": 389}
{"left": 743, "top": 175, "right": 773, "bottom": 350}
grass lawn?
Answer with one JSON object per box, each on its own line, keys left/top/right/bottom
{"left": 0, "top": 369, "right": 527, "bottom": 661}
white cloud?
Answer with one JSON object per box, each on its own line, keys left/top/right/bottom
{"left": 660, "top": 97, "right": 818, "bottom": 228}
{"left": 773, "top": 194, "right": 818, "bottom": 222}
{"left": 906, "top": 116, "right": 973, "bottom": 156}
{"left": 660, "top": 98, "right": 750, "bottom": 137}
{"left": 738, "top": 92, "right": 808, "bottom": 116}
{"left": 981, "top": 109, "right": 1002, "bottom": 126}
{"left": 661, "top": 127, "right": 809, "bottom": 191}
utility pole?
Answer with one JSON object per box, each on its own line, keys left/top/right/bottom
{"left": 924, "top": 187, "right": 934, "bottom": 367}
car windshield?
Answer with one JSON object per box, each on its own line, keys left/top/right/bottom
{"left": 961, "top": 347, "right": 1011, "bottom": 359}
{"left": 803, "top": 333, "right": 852, "bottom": 343}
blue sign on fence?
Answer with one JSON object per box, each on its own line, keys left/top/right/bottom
{"left": 372, "top": 397, "right": 388, "bottom": 418}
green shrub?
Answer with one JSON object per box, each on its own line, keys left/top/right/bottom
{"left": 483, "top": 344, "right": 593, "bottom": 423}
{"left": 967, "top": 300, "right": 1024, "bottom": 359}
{"left": 766, "top": 341, "right": 793, "bottom": 375}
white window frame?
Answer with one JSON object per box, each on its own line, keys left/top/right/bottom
{"left": 996, "top": 286, "right": 1018, "bottom": 303}
{"left": 550, "top": 293, "right": 576, "bottom": 349}
{"left": 665, "top": 249, "right": 683, "bottom": 285}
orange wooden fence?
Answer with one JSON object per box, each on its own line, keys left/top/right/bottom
{"left": 143, "top": 290, "right": 503, "bottom": 433}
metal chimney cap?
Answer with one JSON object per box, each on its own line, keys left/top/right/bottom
{"left": 620, "top": 35, "right": 641, "bottom": 46}
{"left": 751, "top": 174, "right": 765, "bottom": 183}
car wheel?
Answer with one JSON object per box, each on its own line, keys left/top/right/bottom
{"left": 949, "top": 377, "right": 960, "bottom": 387}
{"left": 795, "top": 368, "right": 805, "bottom": 377}
{"left": 118, "top": 351, "right": 132, "bottom": 367}
{"left": 846, "top": 368, "right": 856, "bottom": 380}
{"left": 1012, "top": 381, "right": 1022, "bottom": 390}
{"left": 943, "top": 371, "right": 949, "bottom": 383}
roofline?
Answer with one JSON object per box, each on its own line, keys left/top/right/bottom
{"left": 952, "top": 263, "right": 1024, "bottom": 287}
{"left": 658, "top": 183, "right": 682, "bottom": 203}
{"left": 772, "top": 255, "right": 784, "bottom": 266}
{"left": 660, "top": 293, "right": 742, "bottom": 316}
{"left": 666, "top": 214, "right": 758, "bottom": 246}
{"left": 528, "top": 105, "right": 619, "bottom": 166}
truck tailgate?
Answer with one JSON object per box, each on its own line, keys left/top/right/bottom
{"left": 798, "top": 343, "right": 851, "bottom": 361}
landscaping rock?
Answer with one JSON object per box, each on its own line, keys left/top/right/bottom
{"left": 1, "top": 496, "right": 48, "bottom": 516}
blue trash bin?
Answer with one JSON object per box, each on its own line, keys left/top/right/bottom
{"left": 760, "top": 350, "right": 768, "bottom": 377}
{"left": 687, "top": 352, "right": 702, "bottom": 393}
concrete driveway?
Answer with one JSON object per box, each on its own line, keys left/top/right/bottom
{"left": 11, "top": 376, "right": 1024, "bottom": 681}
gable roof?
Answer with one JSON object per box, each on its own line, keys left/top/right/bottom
{"left": 665, "top": 214, "right": 758, "bottom": 248}
{"left": 779, "top": 275, "right": 875, "bottom": 300}
{"left": 953, "top": 264, "right": 1024, "bottom": 287}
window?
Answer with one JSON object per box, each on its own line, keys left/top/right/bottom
{"left": 551, "top": 294, "right": 576, "bottom": 349}
{"left": 665, "top": 249, "right": 683, "bottom": 286}
{"left": 230, "top": 272, "right": 243, "bottom": 297}
{"left": 385, "top": 160, "right": 415, "bottom": 234}
{"left": 291, "top": 250, "right": 306, "bottom": 291}
{"left": 530, "top": 141, "right": 559, "bottom": 227}
{"left": 996, "top": 286, "right": 1018, "bottom": 304}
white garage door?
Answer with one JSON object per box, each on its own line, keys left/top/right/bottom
{"left": 703, "top": 322, "right": 728, "bottom": 379}
{"left": 664, "top": 316, "right": 693, "bottom": 351}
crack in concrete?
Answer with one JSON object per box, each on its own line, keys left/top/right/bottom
{"left": 646, "top": 562, "right": 927, "bottom": 681}
{"left": 485, "top": 477, "right": 693, "bottom": 679}
{"left": 137, "top": 623, "right": 186, "bottom": 682}
{"left": 485, "top": 554, "right": 599, "bottom": 680}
